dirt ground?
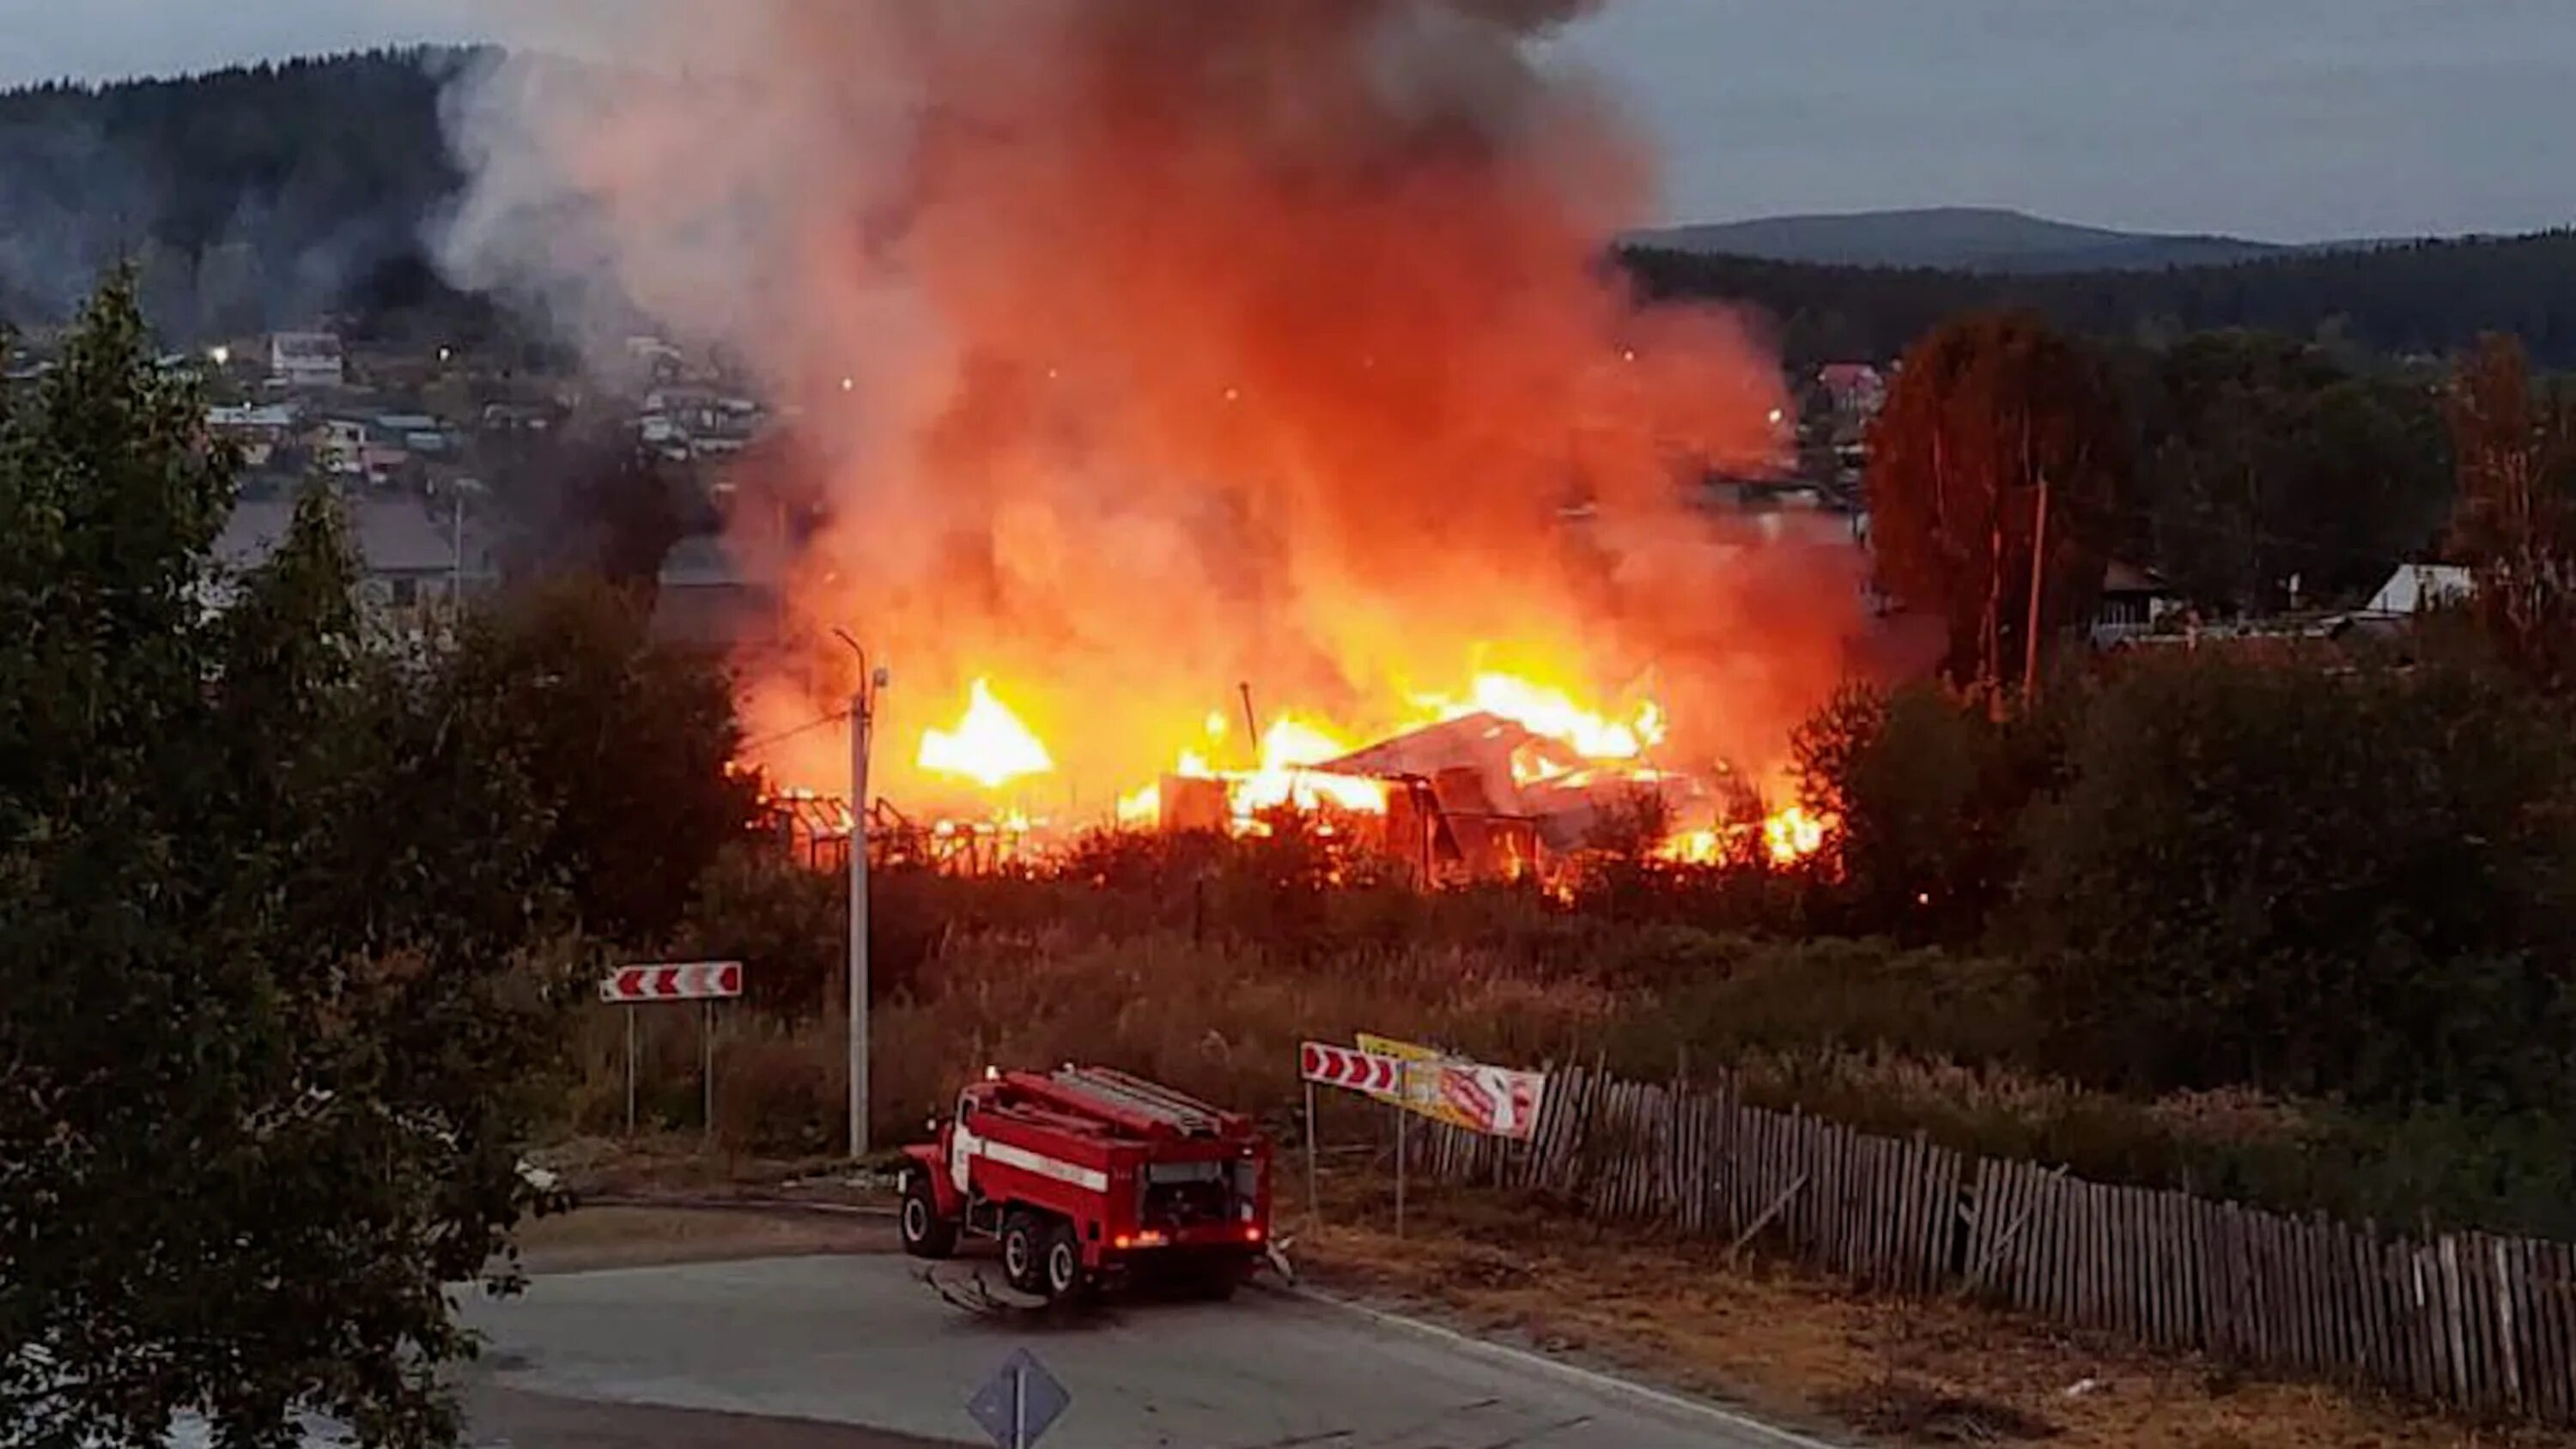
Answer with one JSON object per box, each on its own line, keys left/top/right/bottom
{"left": 1291, "top": 1172, "right": 2576, "bottom": 1449}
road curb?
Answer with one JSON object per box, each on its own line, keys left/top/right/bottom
{"left": 1278, "top": 1282, "right": 1850, "bottom": 1449}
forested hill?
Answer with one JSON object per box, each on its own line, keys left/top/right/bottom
{"left": 0, "top": 49, "right": 468, "bottom": 342}
{"left": 1622, "top": 230, "right": 2576, "bottom": 369}
{"left": 2, "top": 46, "right": 2571, "bottom": 366}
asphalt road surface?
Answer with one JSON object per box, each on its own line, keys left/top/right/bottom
{"left": 465, "top": 1253, "right": 1828, "bottom": 1448}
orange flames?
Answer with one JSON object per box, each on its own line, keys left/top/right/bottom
{"left": 440, "top": 3, "right": 1880, "bottom": 876}
{"left": 916, "top": 679, "right": 1054, "bottom": 791}
{"left": 904, "top": 666, "right": 1830, "bottom": 868}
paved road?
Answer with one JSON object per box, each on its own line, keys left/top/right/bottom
{"left": 465, "top": 1254, "right": 1823, "bottom": 1448}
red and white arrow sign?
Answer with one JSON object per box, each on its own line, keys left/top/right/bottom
{"left": 1300, "top": 1040, "right": 1404, "bottom": 1095}
{"left": 600, "top": 961, "right": 744, "bottom": 1003}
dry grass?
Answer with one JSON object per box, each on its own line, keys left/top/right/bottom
{"left": 564, "top": 928, "right": 2493, "bottom": 1234}
{"left": 1291, "top": 1173, "right": 2573, "bottom": 1449}
{"left": 871, "top": 931, "right": 1617, "bottom": 1135}
{"left": 565, "top": 931, "right": 1618, "bottom": 1154}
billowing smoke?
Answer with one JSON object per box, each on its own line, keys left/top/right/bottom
{"left": 436, "top": 2, "right": 1873, "bottom": 810}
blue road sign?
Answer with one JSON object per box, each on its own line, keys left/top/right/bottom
{"left": 966, "top": 1348, "right": 1071, "bottom": 1449}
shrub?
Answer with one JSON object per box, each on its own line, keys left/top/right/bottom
{"left": 1793, "top": 682, "right": 2028, "bottom": 942}
{"left": 671, "top": 844, "right": 846, "bottom": 1022}
{"left": 1605, "top": 938, "right": 2038, "bottom": 1075}
{"left": 2018, "top": 652, "right": 2576, "bottom": 1110}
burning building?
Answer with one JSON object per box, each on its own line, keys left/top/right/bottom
{"left": 435, "top": 1, "right": 1893, "bottom": 874}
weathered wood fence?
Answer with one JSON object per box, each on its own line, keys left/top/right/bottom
{"left": 1413, "top": 1066, "right": 2576, "bottom": 1425}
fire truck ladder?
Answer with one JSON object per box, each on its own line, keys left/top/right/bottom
{"left": 1051, "top": 1065, "right": 1224, "bottom": 1137}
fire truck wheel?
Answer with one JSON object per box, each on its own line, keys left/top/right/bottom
{"left": 1001, "top": 1211, "right": 1044, "bottom": 1294}
{"left": 1042, "top": 1221, "right": 1086, "bottom": 1302}
{"left": 899, "top": 1172, "right": 955, "bottom": 1259}
{"left": 1192, "top": 1259, "right": 1240, "bottom": 1301}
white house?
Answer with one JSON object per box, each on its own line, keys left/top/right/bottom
{"left": 2365, "top": 564, "right": 2475, "bottom": 615}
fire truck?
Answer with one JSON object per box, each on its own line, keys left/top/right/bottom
{"left": 898, "top": 1065, "right": 1273, "bottom": 1302}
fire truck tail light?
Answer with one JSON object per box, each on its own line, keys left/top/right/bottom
{"left": 1244, "top": 1225, "right": 1263, "bottom": 1243}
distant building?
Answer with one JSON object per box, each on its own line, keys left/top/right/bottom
{"left": 1817, "top": 363, "right": 1888, "bottom": 423}
{"left": 307, "top": 417, "right": 370, "bottom": 477}
{"left": 204, "top": 403, "right": 299, "bottom": 468}
{"left": 211, "top": 495, "right": 495, "bottom": 618}
{"left": 2365, "top": 564, "right": 2474, "bottom": 615}
{"left": 653, "top": 533, "right": 782, "bottom": 652}
{"left": 2091, "top": 561, "right": 2184, "bottom": 644}
{"left": 268, "top": 331, "right": 346, "bottom": 389}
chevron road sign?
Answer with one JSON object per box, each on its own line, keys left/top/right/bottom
{"left": 604, "top": 962, "right": 744, "bottom": 1140}
{"left": 599, "top": 961, "right": 744, "bottom": 1003}
{"left": 1298, "top": 1040, "right": 1405, "bottom": 1095}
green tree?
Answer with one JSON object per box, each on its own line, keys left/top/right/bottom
{"left": 2130, "top": 332, "right": 2449, "bottom": 611}
{"left": 0, "top": 275, "right": 574, "bottom": 1447}
{"left": 1866, "top": 312, "right": 2129, "bottom": 700}
{"left": 1792, "top": 679, "right": 2051, "bottom": 943}
{"left": 2018, "top": 651, "right": 2576, "bottom": 1108}
{"left": 670, "top": 844, "right": 846, "bottom": 1022}
{"left": 447, "top": 576, "right": 761, "bottom": 949}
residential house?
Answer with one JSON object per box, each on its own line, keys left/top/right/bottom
{"left": 306, "top": 415, "right": 372, "bottom": 478}
{"left": 211, "top": 494, "right": 495, "bottom": 620}
{"left": 375, "top": 413, "right": 452, "bottom": 455}
{"left": 640, "top": 387, "right": 766, "bottom": 463}
{"left": 481, "top": 401, "right": 558, "bottom": 434}
{"left": 204, "top": 403, "right": 299, "bottom": 469}
{"left": 2093, "top": 561, "right": 2184, "bottom": 642}
{"left": 653, "top": 532, "right": 784, "bottom": 652}
{"left": 268, "top": 331, "right": 346, "bottom": 389}
{"left": 2092, "top": 561, "right": 2174, "bottom": 635}
{"left": 1817, "top": 363, "right": 1888, "bottom": 425}
{"left": 2364, "top": 563, "right": 2474, "bottom": 615}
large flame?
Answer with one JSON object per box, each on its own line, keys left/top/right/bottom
{"left": 917, "top": 679, "right": 1054, "bottom": 791}
{"left": 435, "top": 2, "right": 1889, "bottom": 860}
{"left": 1432, "top": 674, "right": 1663, "bottom": 761}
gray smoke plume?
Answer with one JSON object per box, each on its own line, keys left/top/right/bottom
{"left": 433, "top": 2, "right": 1874, "bottom": 808}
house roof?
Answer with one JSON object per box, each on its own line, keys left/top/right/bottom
{"left": 207, "top": 403, "right": 299, "bottom": 430}
{"left": 215, "top": 496, "right": 495, "bottom": 579}
{"left": 2101, "top": 560, "right": 2172, "bottom": 594}
{"left": 2365, "top": 564, "right": 2474, "bottom": 615}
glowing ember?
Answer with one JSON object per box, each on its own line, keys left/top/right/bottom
{"left": 916, "top": 679, "right": 1055, "bottom": 790}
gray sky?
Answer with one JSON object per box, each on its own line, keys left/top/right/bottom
{"left": 3, "top": 0, "right": 2569, "bottom": 241}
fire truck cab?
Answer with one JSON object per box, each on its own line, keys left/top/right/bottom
{"left": 899, "top": 1065, "right": 1273, "bottom": 1302}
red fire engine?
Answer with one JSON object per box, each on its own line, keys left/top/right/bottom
{"left": 898, "top": 1065, "right": 1274, "bottom": 1302}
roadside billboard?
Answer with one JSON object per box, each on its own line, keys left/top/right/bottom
{"left": 1356, "top": 1032, "right": 1546, "bottom": 1141}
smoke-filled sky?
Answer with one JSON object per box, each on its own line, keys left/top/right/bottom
{"left": 2, "top": 0, "right": 2570, "bottom": 241}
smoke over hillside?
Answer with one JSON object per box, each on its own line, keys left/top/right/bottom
{"left": 434, "top": 2, "right": 1874, "bottom": 810}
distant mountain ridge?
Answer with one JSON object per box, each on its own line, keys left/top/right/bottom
{"left": 1630, "top": 207, "right": 2330, "bottom": 275}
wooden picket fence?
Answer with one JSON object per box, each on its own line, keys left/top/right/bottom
{"left": 1410, "top": 1065, "right": 2576, "bottom": 1425}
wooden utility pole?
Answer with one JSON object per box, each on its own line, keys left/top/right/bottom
{"left": 2022, "top": 470, "right": 2052, "bottom": 704}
